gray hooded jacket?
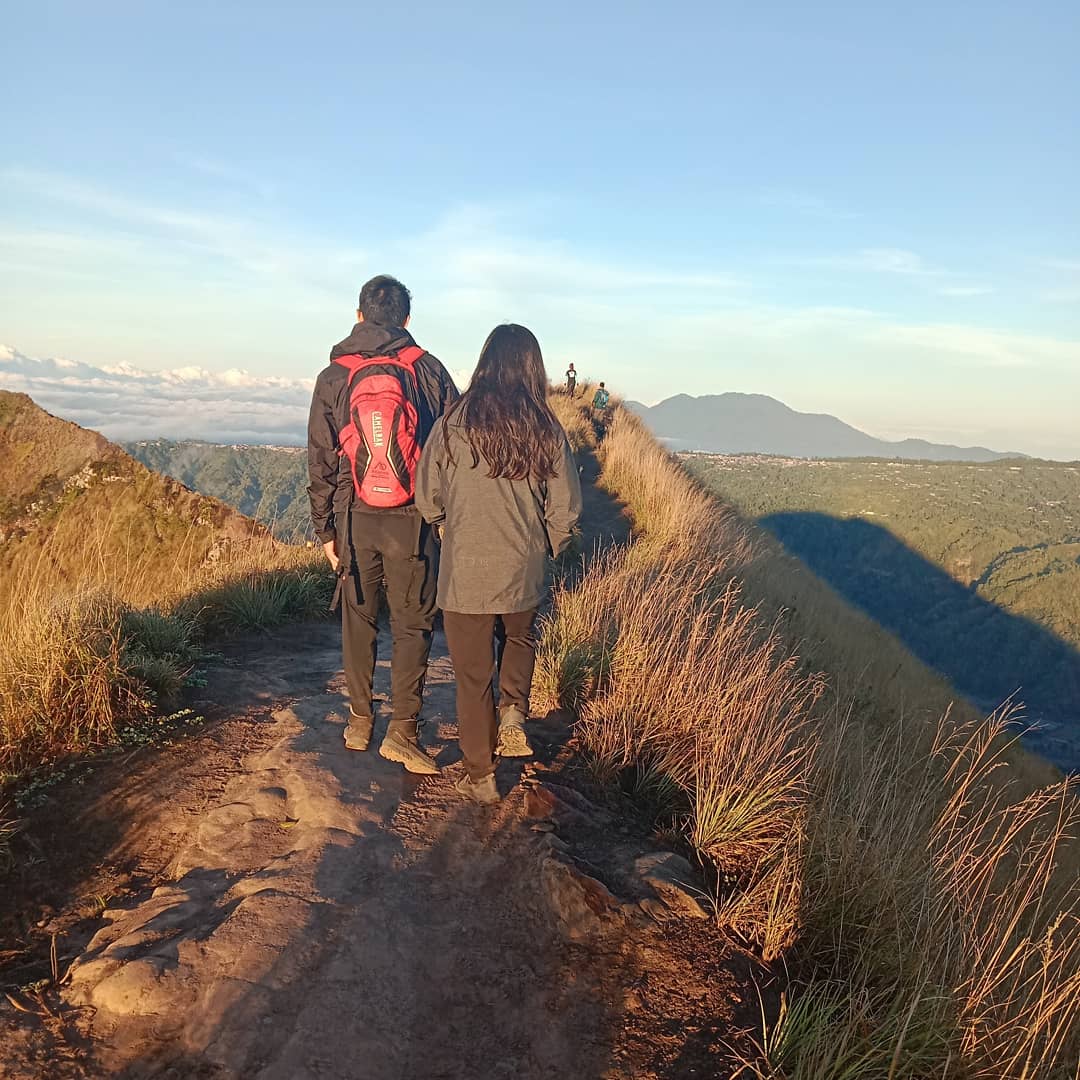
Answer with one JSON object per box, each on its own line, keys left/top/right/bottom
{"left": 415, "top": 415, "right": 582, "bottom": 614}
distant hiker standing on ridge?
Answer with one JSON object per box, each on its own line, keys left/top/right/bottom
{"left": 591, "top": 382, "right": 610, "bottom": 413}
{"left": 308, "top": 275, "right": 459, "bottom": 775}
{"left": 565, "top": 362, "right": 576, "bottom": 396}
{"left": 416, "top": 324, "right": 582, "bottom": 804}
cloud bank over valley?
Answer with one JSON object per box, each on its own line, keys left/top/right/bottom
{"left": 0, "top": 345, "right": 313, "bottom": 444}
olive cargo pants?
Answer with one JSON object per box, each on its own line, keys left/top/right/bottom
{"left": 340, "top": 509, "right": 438, "bottom": 722}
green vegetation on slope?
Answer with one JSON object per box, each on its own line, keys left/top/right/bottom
{"left": 683, "top": 454, "right": 1080, "bottom": 625}
{"left": 682, "top": 452, "right": 1080, "bottom": 769}
{"left": 126, "top": 438, "right": 311, "bottom": 542}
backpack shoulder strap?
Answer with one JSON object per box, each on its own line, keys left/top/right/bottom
{"left": 394, "top": 344, "right": 425, "bottom": 370}
{"left": 333, "top": 346, "right": 425, "bottom": 373}
{"left": 332, "top": 352, "right": 366, "bottom": 373}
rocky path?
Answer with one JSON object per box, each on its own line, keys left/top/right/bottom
{"left": 2, "top": 462, "right": 757, "bottom": 1078}
{"left": 3, "top": 629, "right": 617, "bottom": 1077}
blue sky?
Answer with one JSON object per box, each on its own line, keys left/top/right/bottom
{"left": 2, "top": 1, "right": 1079, "bottom": 456}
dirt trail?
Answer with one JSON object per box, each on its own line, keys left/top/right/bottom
{"left": 4, "top": 631, "right": 616, "bottom": 1076}
{"left": 2, "top": 465, "right": 756, "bottom": 1078}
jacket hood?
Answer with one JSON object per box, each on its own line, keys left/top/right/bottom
{"left": 330, "top": 323, "right": 417, "bottom": 361}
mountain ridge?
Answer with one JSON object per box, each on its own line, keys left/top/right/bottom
{"left": 0, "top": 390, "right": 275, "bottom": 604}
{"left": 626, "top": 392, "right": 1022, "bottom": 461}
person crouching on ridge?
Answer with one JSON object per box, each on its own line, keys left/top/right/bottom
{"left": 307, "top": 274, "right": 459, "bottom": 774}
{"left": 416, "top": 324, "right": 582, "bottom": 804}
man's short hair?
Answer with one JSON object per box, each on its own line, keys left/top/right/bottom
{"left": 358, "top": 275, "right": 411, "bottom": 328}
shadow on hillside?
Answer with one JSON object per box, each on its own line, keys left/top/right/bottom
{"left": 760, "top": 511, "right": 1080, "bottom": 772}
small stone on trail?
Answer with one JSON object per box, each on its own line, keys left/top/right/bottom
{"left": 637, "top": 897, "right": 674, "bottom": 923}
{"left": 539, "top": 779, "right": 603, "bottom": 815}
{"left": 634, "top": 851, "right": 710, "bottom": 919}
{"left": 540, "top": 834, "right": 571, "bottom": 853}
{"left": 539, "top": 856, "right": 622, "bottom": 941}
{"left": 523, "top": 783, "right": 589, "bottom": 824}
{"left": 530, "top": 821, "right": 557, "bottom": 832}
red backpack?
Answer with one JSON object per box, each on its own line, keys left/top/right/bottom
{"left": 334, "top": 345, "right": 426, "bottom": 508}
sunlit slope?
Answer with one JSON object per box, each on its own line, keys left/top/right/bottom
{"left": 0, "top": 391, "right": 274, "bottom": 606}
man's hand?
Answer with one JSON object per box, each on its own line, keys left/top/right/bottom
{"left": 322, "top": 539, "right": 340, "bottom": 572}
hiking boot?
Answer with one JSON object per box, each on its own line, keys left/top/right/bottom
{"left": 495, "top": 704, "right": 532, "bottom": 758}
{"left": 454, "top": 772, "right": 500, "bottom": 806}
{"left": 344, "top": 711, "right": 373, "bottom": 751}
{"left": 379, "top": 721, "right": 440, "bottom": 776}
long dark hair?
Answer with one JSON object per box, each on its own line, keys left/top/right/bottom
{"left": 449, "top": 324, "right": 562, "bottom": 482}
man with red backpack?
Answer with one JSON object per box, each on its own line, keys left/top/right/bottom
{"left": 308, "top": 275, "right": 459, "bottom": 774}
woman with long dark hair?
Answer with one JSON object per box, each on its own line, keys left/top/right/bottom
{"left": 416, "top": 324, "right": 582, "bottom": 804}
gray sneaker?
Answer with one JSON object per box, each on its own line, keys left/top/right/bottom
{"left": 379, "top": 726, "right": 441, "bottom": 775}
{"left": 454, "top": 772, "right": 500, "bottom": 805}
{"left": 344, "top": 712, "right": 373, "bottom": 751}
{"left": 495, "top": 705, "right": 532, "bottom": 758}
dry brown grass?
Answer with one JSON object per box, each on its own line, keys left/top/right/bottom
{"left": 537, "top": 404, "right": 1080, "bottom": 1078}
{"left": 548, "top": 386, "right": 599, "bottom": 454}
{"left": 0, "top": 534, "right": 329, "bottom": 785}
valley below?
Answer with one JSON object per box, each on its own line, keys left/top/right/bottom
{"left": 685, "top": 452, "right": 1080, "bottom": 769}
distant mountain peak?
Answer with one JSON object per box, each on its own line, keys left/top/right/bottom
{"left": 634, "top": 391, "right": 1017, "bottom": 462}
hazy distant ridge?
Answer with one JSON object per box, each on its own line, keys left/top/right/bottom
{"left": 627, "top": 392, "right": 1020, "bottom": 462}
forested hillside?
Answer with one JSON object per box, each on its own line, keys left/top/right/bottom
{"left": 126, "top": 439, "right": 310, "bottom": 541}
{"left": 684, "top": 452, "right": 1080, "bottom": 767}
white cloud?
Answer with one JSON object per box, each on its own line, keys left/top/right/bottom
{"left": 412, "top": 203, "right": 742, "bottom": 298}
{"left": 790, "top": 247, "right": 945, "bottom": 277}
{"left": 680, "top": 302, "right": 1080, "bottom": 371}
{"left": 871, "top": 323, "right": 1080, "bottom": 369}
{"left": 0, "top": 168, "right": 368, "bottom": 298}
{"left": 1038, "top": 258, "right": 1080, "bottom": 303}
{"left": 0, "top": 345, "right": 313, "bottom": 443}
{"left": 1042, "top": 287, "right": 1080, "bottom": 303}
{"left": 755, "top": 188, "right": 860, "bottom": 221}
{"left": 1041, "top": 258, "right": 1080, "bottom": 273}
{"left": 794, "top": 248, "right": 991, "bottom": 297}
{"left": 937, "top": 285, "right": 995, "bottom": 297}
{"left": 856, "top": 248, "right": 941, "bottom": 276}
{"left": 169, "top": 150, "right": 277, "bottom": 202}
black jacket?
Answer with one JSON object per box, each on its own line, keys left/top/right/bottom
{"left": 307, "top": 323, "right": 459, "bottom": 543}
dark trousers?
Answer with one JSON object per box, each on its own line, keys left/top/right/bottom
{"left": 442, "top": 609, "right": 538, "bottom": 781}
{"left": 340, "top": 510, "right": 437, "bottom": 722}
